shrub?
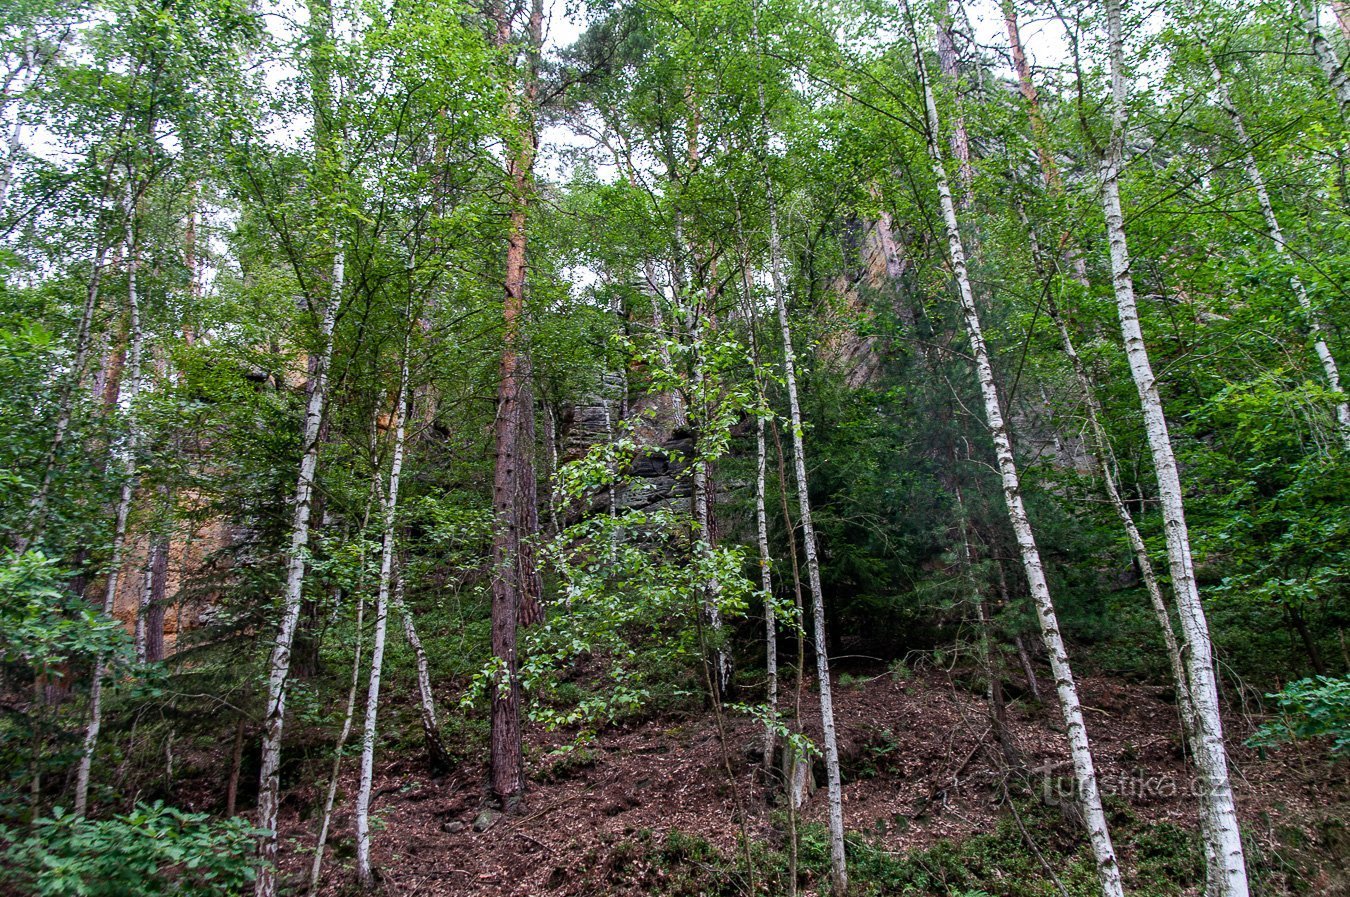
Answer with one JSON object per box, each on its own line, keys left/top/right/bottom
{"left": 0, "top": 802, "right": 262, "bottom": 896}
{"left": 1248, "top": 676, "right": 1350, "bottom": 755}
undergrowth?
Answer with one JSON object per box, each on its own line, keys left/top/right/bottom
{"left": 585, "top": 795, "right": 1336, "bottom": 897}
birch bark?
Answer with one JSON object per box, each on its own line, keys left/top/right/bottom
{"left": 904, "top": 5, "right": 1122, "bottom": 893}
{"left": 1100, "top": 3, "right": 1248, "bottom": 894}
{"left": 355, "top": 342, "right": 408, "bottom": 888}
{"left": 254, "top": 248, "right": 342, "bottom": 897}
{"left": 398, "top": 578, "right": 451, "bottom": 772}
{"left": 751, "top": 8, "right": 845, "bottom": 889}
{"left": 74, "top": 181, "right": 146, "bottom": 818}
{"left": 0, "top": 37, "right": 31, "bottom": 217}
{"left": 1300, "top": 0, "right": 1350, "bottom": 118}
{"left": 1207, "top": 52, "right": 1350, "bottom": 444}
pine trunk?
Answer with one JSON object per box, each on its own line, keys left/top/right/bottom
{"left": 488, "top": 0, "right": 545, "bottom": 812}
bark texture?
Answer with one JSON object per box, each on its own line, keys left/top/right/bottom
{"left": 1101, "top": 3, "right": 1248, "bottom": 893}
{"left": 905, "top": 6, "right": 1123, "bottom": 894}
{"left": 488, "top": 0, "right": 545, "bottom": 812}
{"left": 1301, "top": 0, "right": 1350, "bottom": 118}
{"left": 752, "top": 9, "right": 846, "bottom": 889}
{"left": 1207, "top": 51, "right": 1350, "bottom": 444}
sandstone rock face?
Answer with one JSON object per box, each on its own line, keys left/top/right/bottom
{"left": 110, "top": 489, "right": 236, "bottom": 658}
{"left": 556, "top": 375, "right": 694, "bottom": 522}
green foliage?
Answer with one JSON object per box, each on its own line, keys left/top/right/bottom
{"left": 1249, "top": 676, "right": 1350, "bottom": 755}
{"left": 0, "top": 802, "right": 262, "bottom": 897}
{"left": 0, "top": 552, "right": 130, "bottom": 673}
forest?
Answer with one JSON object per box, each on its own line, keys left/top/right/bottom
{"left": 0, "top": 0, "right": 1348, "bottom": 894}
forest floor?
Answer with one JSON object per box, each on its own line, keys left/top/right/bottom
{"left": 267, "top": 666, "right": 1348, "bottom": 896}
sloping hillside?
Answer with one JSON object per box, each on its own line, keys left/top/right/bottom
{"left": 274, "top": 668, "right": 1346, "bottom": 896}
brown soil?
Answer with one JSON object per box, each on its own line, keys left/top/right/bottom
{"left": 270, "top": 669, "right": 1347, "bottom": 896}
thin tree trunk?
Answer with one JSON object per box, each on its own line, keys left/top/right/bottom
{"left": 0, "top": 38, "right": 30, "bottom": 217}
{"left": 751, "top": 9, "right": 845, "bottom": 888}
{"left": 1288, "top": 605, "right": 1327, "bottom": 675}
{"left": 355, "top": 325, "right": 410, "bottom": 889}
{"left": 1002, "top": 0, "right": 1089, "bottom": 284}
{"left": 1006, "top": 0, "right": 1198, "bottom": 779}
{"left": 1207, "top": 51, "right": 1350, "bottom": 444}
{"left": 74, "top": 180, "right": 146, "bottom": 819}
{"left": 1013, "top": 633, "right": 1041, "bottom": 701}
{"left": 398, "top": 578, "right": 451, "bottom": 773}
{"left": 226, "top": 716, "right": 246, "bottom": 817}
{"left": 1300, "top": 0, "right": 1350, "bottom": 118}
{"left": 134, "top": 536, "right": 168, "bottom": 663}
{"left": 17, "top": 241, "right": 110, "bottom": 555}
{"left": 936, "top": 1, "right": 974, "bottom": 207}
{"left": 757, "top": 413, "right": 778, "bottom": 771}
{"left": 255, "top": 7, "right": 345, "bottom": 887}
{"left": 309, "top": 487, "right": 377, "bottom": 891}
{"left": 254, "top": 249, "right": 342, "bottom": 897}
{"left": 903, "top": 6, "right": 1123, "bottom": 893}
{"left": 308, "top": 588, "right": 362, "bottom": 892}
{"left": 1100, "top": 3, "right": 1248, "bottom": 894}
{"left": 1016, "top": 201, "right": 1196, "bottom": 735}
{"left": 735, "top": 220, "right": 775, "bottom": 742}
{"left": 957, "top": 488, "right": 1021, "bottom": 769}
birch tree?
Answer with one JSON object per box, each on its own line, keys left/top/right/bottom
{"left": 1298, "top": 0, "right": 1350, "bottom": 118}
{"left": 1205, "top": 48, "right": 1350, "bottom": 444}
{"left": 1098, "top": 1, "right": 1248, "bottom": 892}
{"left": 254, "top": 3, "right": 346, "bottom": 890}
{"left": 751, "top": 6, "right": 845, "bottom": 888}
{"left": 73, "top": 178, "right": 146, "bottom": 818}
{"left": 901, "top": 4, "right": 1123, "bottom": 894}
{"left": 354, "top": 327, "right": 411, "bottom": 888}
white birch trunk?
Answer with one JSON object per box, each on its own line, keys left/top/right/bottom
{"left": 905, "top": 8, "right": 1123, "bottom": 894}
{"left": 0, "top": 37, "right": 33, "bottom": 217}
{"left": 1300, "top": 0, "right": 1350, "bottom": 118}
{"left": 756, "top": 413, "right": 778, "bottom": 769}
{"left": 685, "top": 300, "right": 730, "bottom": 697}
{"left": 254, "top": 249, "right": 342, "bottom": 897}
{"left": 1207, "top": 52, "right": 1350, "bottom": 445}
{"left": 1101, "top": 3, "right": 1248, "bottom": 893}
{"left": 309, "top": 587, "right": 365, "bottom": 892}
{"left": 74, "top": 185, "right": 146, "bottom": 818}
{"left": 133, "top": 541, "right": 158, "bottom": 663}
{"left": 355, "top": 335, "right": 409, "bottom": 888}
{"left": 1017, "top": 202, "right": 1196, "bottom": 733}
{"left": 398, "top": 577, "right": 449, "bottom": 771}
{"left": 752, "top": 10, "right": 845, "bottom": 887}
